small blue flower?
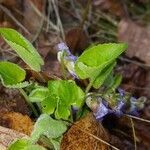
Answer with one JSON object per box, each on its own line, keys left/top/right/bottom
{"left": 56, "top": 42, "right": 77, "bottom": 78}
{"left": 94, "top": 101, "right": 109, "bottom": 120}
{"left": 113, "top": 100, "right": 125, "bottom": 117}
{"left": 57, "top": 42, "right": 69, "bottom": 51}
{"left": 118, "top": 88, "right": 125, "bottom": 97}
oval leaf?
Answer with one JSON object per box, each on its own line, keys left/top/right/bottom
{"left": 0, "top": 61, "right": 26, "bottom": 87}
{"left": 0, "top": 28, "right": 44, "bottom": 71}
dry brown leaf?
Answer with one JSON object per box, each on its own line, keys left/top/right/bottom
{"left": 65, "top": 28, "right": 89, "bottom": 54}
{"left": 0, "top": 125, "right": 28, "bottom": 150}
{"left": 118, "top": 19, "right": 150, "bottom": 64}
{"left": 61, "top": 113, "right": 109, "bottom": 150}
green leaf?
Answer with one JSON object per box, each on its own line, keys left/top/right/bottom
{"left": 24, "top": 145, "right": 46, "bottom": 150}
{"left": 5, "top": 81, "right": 31, "bottom": 88}
{"left": 41, "top": 94, "right": 58, "bottom": 115}
{"left": 29, "top": 87, "right": 57, "bottom": 114}
{"left": 0, "top": 28, "right": 44, "bottom": 71}
{"left": 50, "top": 137, "right": 62, "bottom": 150}
{"left": 0, "top": 61, "right": 27, "bottom": 87}
{"left": 29, "top": 87, "right": 50, "bottom": 102}
{"left": 48, "top": 80, "right": 85, "bottom": 119}
{"left": 8, "top": 139, "right": 29, "bottom": 150}
{"left": 92, "top": 61, "right": 116, "bottom": 89}
{"left": 105, "top": 74, "right": 122, "bottom": 93}
{"left": 29, "top": 80, "right": 85, "bottom": 119}
{"left": 75, "top": 43, "right": 127, "bottom": 88}
{"left": 31, "top": 114, "right": 67, "bottom": 143}
{"left": 8, "top": 139, "right": 46, "bottom": 150}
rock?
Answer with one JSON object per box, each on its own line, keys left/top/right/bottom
{"left": 61, "top": 113, "right": 109, "bottom": 150}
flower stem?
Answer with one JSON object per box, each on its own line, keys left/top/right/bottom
{"left": 85, "top": 81, "right": 93, "bottom": 94}
{"left": 19, "top": 88, "right": 39, "bottom": 117}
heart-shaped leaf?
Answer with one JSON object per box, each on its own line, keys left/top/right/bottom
{"left": 48, "top": 80, "right": 85, "bottom": 119}
{"left": 75, "top": 43, "right": 127, "bottom": 89}
{"left": 31, "top": 114, "right": 67, "bottom": 143}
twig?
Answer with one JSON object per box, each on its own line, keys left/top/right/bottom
{"left": 70, "top": 0, "right": 82, "bottom": 21}
{"left": 126, "top": 114, "right": 150, "bottom": 124}
{"left": 121, "top": 84, "right": 150, "bottom": 91}
{"left": 130, "top": 118, "right": 137, "bottom": 150}
{"left": 46, "top": 0, "right": 52, "bottom": 32}
{"left": 51, "top": 0, "right": 65, "bottom": 40}
{"left": 29, "top": 0, "right": 59, "bottom": 31}
{"left": 0, "top": 4, "right": 30, "bottom": 35}
{"left": 119, "top": 57, "right": 150, "bottom": 68}
{"left": 30, "top": 1, "right": 46, "bottom": 43}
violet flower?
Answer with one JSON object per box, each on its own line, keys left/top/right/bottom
{"left": 57, "top": 42, "right": 77, "bottom": 78}
{"left": 128, "top": 96, "right": 146, "bottom": 116}
{"left": 94, "top": 101, "right": 109, "bottom": 120}
{"left": 118, "top": 88, "right": 125, "bottom": 97}
{"left": 113, "top": 100, "right": 125, "bottom": 117}
{"left": 86, "top": 90, "right": 146, "bottom": 121}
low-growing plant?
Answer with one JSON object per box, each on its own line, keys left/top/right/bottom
{"left": 0, "top": 28, "right": 147, "bottom": 150}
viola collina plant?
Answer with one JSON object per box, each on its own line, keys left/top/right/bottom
{"left": 0, "top": 28, "right": 146, "bottom": 150}
{"left": 57, "top": 42, "right": 146, "bottom": 121}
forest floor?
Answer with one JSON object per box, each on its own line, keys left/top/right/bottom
{"left": 0, "top": 0, "right": 150, "bottom": 149}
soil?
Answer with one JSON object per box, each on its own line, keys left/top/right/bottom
{"left": 0, "top": 0, "right": 150, "bottom": 150}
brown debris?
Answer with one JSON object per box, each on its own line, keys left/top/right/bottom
{"left": 118, "top": 19, "right": 150, "bottom": 64}
{"left": 0, "top": 112, "right": 33, "bottom": 136}
{"left": 61, "top": 113, "right": 109, "bottom": 150}
{"left": 65, "top": 28, "right": 89, "bottom": 54}
{"left": 0, "top": 125, "right": 28, "bottom": 150}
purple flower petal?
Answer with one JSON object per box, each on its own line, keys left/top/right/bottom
{"left": 56, "top": 42, "right": 78, "bottom": 78}
{"left": 118, "top": 88, "right": 125, "bottom": 97}
{"left": 94, "top": 101, "right": 109, "bottom": 120}
{"left": 113, "top": 101, "right": 125, "bottom": 116}
{"left": 57, "top": 42, "right": 69, "bottom": 51}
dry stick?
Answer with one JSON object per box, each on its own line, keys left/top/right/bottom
{"left": 51, "top": 0, "right": 65, "bottom": 40}
{"left": 29, "top": 0, "right": 59, "bottom": 31}
{"left": 126, "top": 114, "right": 150, "bottom": 124}
{"left": 0, "top": 5, "right": 30, "bottom": 35}
{"left": 30, "top": 1, "right": 46, "bottom": 43}
{"left": 121, "top": 84, "right": 150, "bottom": 91}
{"left": 74, "top": 126, "right": 120, "bottom": 150}
{"left": 46, "top": 0, "right": 52, "bottom": 32}
{"left": 31, "top": 15, "right": 44, "bottom": 43}
{"left": 129, "top": 118, "right": 137, "bottom": 150}
{"left": 119, "top": 57, "right": 150, "bottom": 68}
{"left": 70, "top": 0, "right": 82, "bottom": 21}
{"left": 71, "top": 0, "right": 91, "bottom": 53}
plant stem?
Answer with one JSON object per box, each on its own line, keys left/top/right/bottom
{"left": 19, "top": 88, "right": 38, "bottom": 117}
{"left": 61, "top": 53, "right": 67, "bottom": 80}
{"left": 85, "top": 81, "right": 93, "bottom": 94}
